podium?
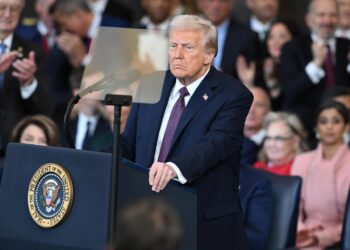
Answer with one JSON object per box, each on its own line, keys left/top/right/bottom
{"left": 0, "top": 144, "right": 197, "bottom": 249}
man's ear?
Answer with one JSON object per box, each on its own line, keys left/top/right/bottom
{"left": 204, "top": 50, "right": 215, "bottom": 65}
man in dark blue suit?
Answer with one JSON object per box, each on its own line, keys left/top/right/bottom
{"left": 239, "top": 165, "right": 273, "bottom": 250}
{"left": 121, "top": 15, "right": 253, "bottom": 250}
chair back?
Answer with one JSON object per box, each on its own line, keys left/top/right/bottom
{"left": 341, "top": 187, "right": 350, "bottom": 250}
{"left": 265, "top": 172, "right": 302, "bottom": 250}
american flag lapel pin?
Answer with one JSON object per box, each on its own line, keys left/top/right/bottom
{"left": 203, "top": 93, "right": 208, "bottom": 101}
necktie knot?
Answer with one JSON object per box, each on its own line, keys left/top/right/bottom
{"left": 179, "top": 87, "right": 189, "bottom": 97}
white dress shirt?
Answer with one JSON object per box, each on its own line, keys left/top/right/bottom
{"left": 250, "top": 16, "right": 272, "bottom": 41}
{"left": 140, "top": 16, "right": 171, "bottom": 31}
{"left": 75, "top": 112, "right": 99, "bottom": 150}
{"left": 154, "top": 68, "right": 211, "bottom": 183}
{"left": 213, "top": 18, "right": 230, "bottom": 70}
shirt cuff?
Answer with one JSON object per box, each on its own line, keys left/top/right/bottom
{"left": 81, "top": 54, "right": 91, "bottom": 66}
{"left": 166, "top": 162, "right": 187, "bottom": 184}
{"left": 20, "top": 79, "right": 38, "bottom": 99}
{"left": 305, "top": 62, "right": 325, "bottom": 84}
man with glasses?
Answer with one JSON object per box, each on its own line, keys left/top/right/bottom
{"left": 0, "top": 0, "right": 53, "bottom": 157}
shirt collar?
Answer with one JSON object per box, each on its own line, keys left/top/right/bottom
{"left": 311, "top": 32, "right": 336, "bottom": 52}
{"left": 250, "top": 16, "right": 272, "bottom": 33}
{"left": 335, "top": 28, "right": 350, "bottom": 39}
{"left": 171, "top": 68, "right": 210, "bottom": 99}
{"left": 216, "top": 18, "right": 230, "bottom": 33}
{"left": 88, "top": 13, "right": 102, "bottom": 38}
{"left": 1, "top": 33, "right": 13, "bottom": 52}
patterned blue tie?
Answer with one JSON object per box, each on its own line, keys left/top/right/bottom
{"left": 0, "top": 43, "right": 7, "bottom": 90}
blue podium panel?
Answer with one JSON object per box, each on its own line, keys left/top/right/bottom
{"left": 0, "top": 144, "right": 112, "bottom": 250}
{"left": 119, "top": 160, "right": 197, "bottom": 250}
{"left": 0, "top": 144, "right": 197, "bottom": 250}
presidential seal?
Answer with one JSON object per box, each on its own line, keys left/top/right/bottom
{"left": 28, "top": 163, "right": 74, "bottom": 228}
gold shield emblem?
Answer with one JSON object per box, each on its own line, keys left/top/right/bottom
{"left": 27, "top": 163, "right": 74, "bottom": 228}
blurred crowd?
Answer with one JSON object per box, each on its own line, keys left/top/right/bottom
{"left": 0, "top": 0, "right": 350, "bottom": 249}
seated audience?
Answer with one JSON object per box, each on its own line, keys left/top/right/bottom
{"left": 254, "top": 112, "right": 308, "bottom": 175}
{"left": 292, "top": 100, "right": 350, "bottom": 249}
{"left": 115, "top": 198, "right": 182, "bottom": 250}
{"left": 239, "top": 165, "right": 273, "bottom": 250}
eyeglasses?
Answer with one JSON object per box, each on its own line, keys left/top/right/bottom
{"left": 0, "top": 4, "right": 23, "bottom": 15}
{"left": 264, "top": 135, "right": 293, "bottom": 143}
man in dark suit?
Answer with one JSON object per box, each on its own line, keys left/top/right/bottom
{"left": 47, "top": 0, "right": 130, "bottom": 124}
{"left": 239, "top": 165, "right": 273, "bottom": 250}
{"left": 196, "top": 0, "right": 259, "bottom": 80}
{"left": 279, "top": 0, "right": 350, "bottom": 142}
{"left": 0, "top": 0, "right": 53, "bottom": 156}
{"left": 121, "top": 15, "right": 253, "bottom": 250}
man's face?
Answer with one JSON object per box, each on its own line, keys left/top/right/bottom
{"left": 245, "top": 88, "right": 271, "bottom": 131}
{"left": 35, "top": 0, "right": 55, "bottom": 29}
{"left": 306, "top": 0, "right": 338, "bottom": 40}
{"left": 247, "top": 0, "right": 278, "bottom": 23}
{"left": 0, "top": 0, "right": 23, "bottom": 36}
{"left": 53, "top": 11, "right": 86, "bottom": 37}
{"left": 197, "top": 0, "right": 233, "bottom": 26}
{"left": 169, "top": 30, "right": 214, "bottom": 85}
{"left": 142, "top": 0, "right": 173, "bottom": 24}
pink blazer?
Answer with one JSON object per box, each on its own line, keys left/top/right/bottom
{"left": 291, "top": 143, "right": 350, "bottom": 248}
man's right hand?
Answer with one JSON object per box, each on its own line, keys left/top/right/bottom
{"left": 311, "top": 41, "right": 327, "bottom": 67}
{"left": 0, "top": 51, "right": 17, "bottom": 73}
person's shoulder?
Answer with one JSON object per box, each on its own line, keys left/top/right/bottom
{"left": 291, "top": 150, "right": 315, "bottom": 175}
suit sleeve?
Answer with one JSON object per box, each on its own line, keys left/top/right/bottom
{"left": 171, "top": 87, "right": 253, "bottom": 183}
{"left": 278, "top": 42, "right": 316, "bottom": 106}
{"left": 22, "top": 42, "right": 53, "bottom": 117}
{"left": 244, "top": 176, "right": 273, "bottom": 250}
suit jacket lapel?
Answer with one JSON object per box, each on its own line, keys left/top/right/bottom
{"left": 170, "top": 68, "right": 219, "bottom": 147}
{"left": 145, "top": 72, "right": 176, "bottom": 162}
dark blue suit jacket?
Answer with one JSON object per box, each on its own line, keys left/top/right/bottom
{"left": 121, "top": 67, "right": 253, "bottom": 250}
{"left": 67, "top": 115, "right": 113, "bottom": 151}
{"left": 240, "top": 166, "right": 273, "bottom": 250}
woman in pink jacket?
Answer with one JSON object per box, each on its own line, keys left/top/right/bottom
{"left": 292, "top": 100, "right": 350, "bottom": 249}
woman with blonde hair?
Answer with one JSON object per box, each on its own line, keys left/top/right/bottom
{"left": 254, "top": 112, "right": 308, "bottom": 175}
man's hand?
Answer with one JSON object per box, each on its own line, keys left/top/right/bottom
{"left": 149, "top": 162, "right": 177, "bottom": 192}
{"left": 311, "top": 41, "right": 327, "bottom": 67}
{"left": 56, "top": 32, "right": 86, "bottom": 68}
{"left": 0, "top": 51, "right": 17, "bottom": 73}
{"left": 236, "top": 55, "right": 256, "bottom": 87}
{"left": 12, "top": 51, "right": 37, "bottom": 86}
{"left": 296, "top": 229, "right": 319, "bottom": 248}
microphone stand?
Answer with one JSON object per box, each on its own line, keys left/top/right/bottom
{"left": 103, "top": 94, "right": 132, "bottom": 246}
{"left": 63, "top": 92, "right": 132, "bottom": 247}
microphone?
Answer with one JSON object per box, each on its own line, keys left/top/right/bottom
{"left": 78, "top": 69, "right": 141, "bottom": 98}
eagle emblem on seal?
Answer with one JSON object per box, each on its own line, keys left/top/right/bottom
{"left": 42, "top": 179, "right": 61, "bottom": 213}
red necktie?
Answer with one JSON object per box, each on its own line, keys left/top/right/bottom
{"left": 325, "top": 45, "right": 336, "bottom": 88}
